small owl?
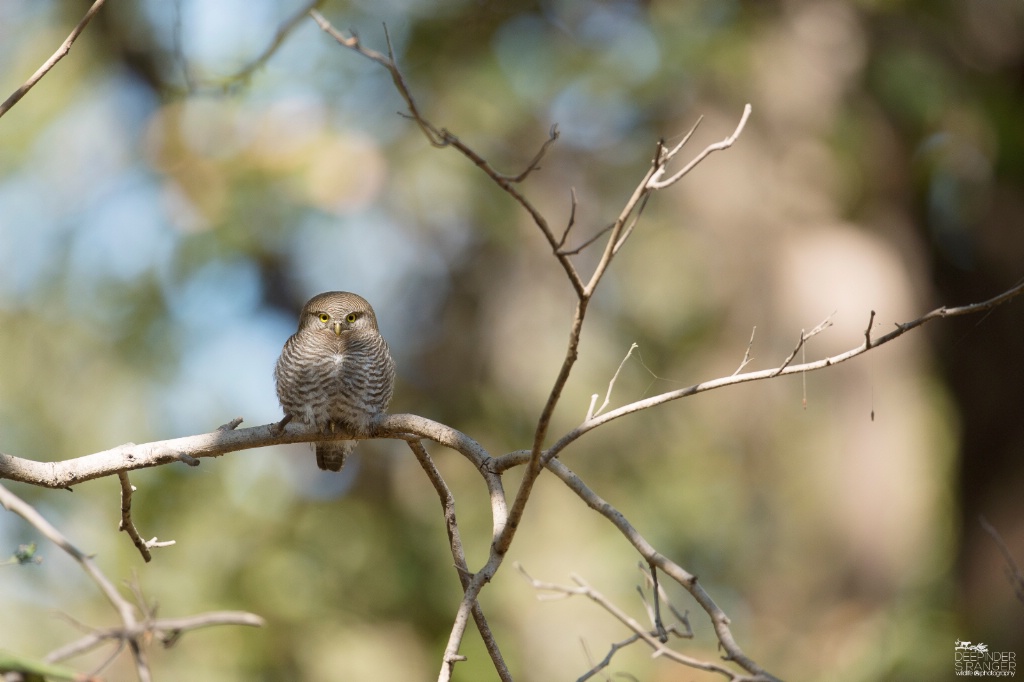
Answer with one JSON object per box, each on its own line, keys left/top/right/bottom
{"left": 275, "top": 291, "right": 396, "bottom": 472}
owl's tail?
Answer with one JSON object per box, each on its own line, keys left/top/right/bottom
{"left": 316, "top": 440, "right": 357, "bottom": 472}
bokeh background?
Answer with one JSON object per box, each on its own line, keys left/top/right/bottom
{"left": 1, "top": 1, "right": 1023, "bottom": 680}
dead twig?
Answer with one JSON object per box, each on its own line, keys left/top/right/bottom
{"left": 517, "top": 564, "right": 765, "bottom": 681}
{"left": 0, "top": 0, "right": 107, "bottom": 120}
{"left": 980, "top": 516, "right": 1024, "bottom": 605}
{"left": 117, "top": 472, "right": 175, "bottom": 562}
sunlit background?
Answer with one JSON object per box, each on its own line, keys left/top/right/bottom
{"left": 1, "top": 1, "right": 1022, "bottom": 680}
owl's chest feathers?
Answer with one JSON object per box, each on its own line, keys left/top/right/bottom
{"left": 311, "top": 352, "right": 349, "bottom": 383}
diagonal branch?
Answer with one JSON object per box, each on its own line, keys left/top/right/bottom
{"left": 408, "top": 440, "right": 511, "bottom": 682}
{"left": 544, "top": 459, "right": 781, "bottom": 681}
{"left": 518, "top": 565, "right": 766, "bottom": 681}
{"left": 646, "top": 104, "right": 752, "bottom": 190}
{"left": 540, "top": 279, "right": 1024, "bottom": 465}
{"left": 308, "top": 11, "right": 585, "bottom": 297}
{"left": 218, "top": 0, "right": 325, "bottom": 87}
{"left": 0, "top": 0, "right": 107, "bottom": 120}
{"left": 1, "top": 482, "right": 149, "bottom": 680}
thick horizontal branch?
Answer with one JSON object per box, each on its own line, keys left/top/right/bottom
{"left": 0, "top": 414, "right": 491, "bottom": 490}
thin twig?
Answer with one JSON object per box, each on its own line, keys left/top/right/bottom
{"left": 118, "top": 472, "right": 152, "bottom": 562}
{"left": 308, "top": 11, "right": 585, "bottom": 296}
{"left": 559, "top": 223, "right": 615, "bottom": 257}
{"left": 646, "top": 104, "right": 752, "bottom": 190}
{"left": 518, "top": 565, "right": 764, "bottom": 681}
{"left": 534, "top": 280, "right": 1024, "bottom": 465}
{"left": 772, "top": 313, "right": 835, "bottom": 377}
{"left": 0, "top": 482, "right": 149, "bottom": 680}
{"left": 503, "top": 124, "right": 560, "bottom": 183}
{"left": 733, "top": 327, "right": 757, "bottom": 376}
{"left": 558, "top": 188, "right": 579, "bottom": 249}
{"left": 543, "top": 461, "right": 781, "bottom": 681}
{"left": 587, "top": 343, "right": 639, "bottom": 420}
{"left": 577, "top": 633, "right": 643, "bottom": 681}
{"left": 980, "top": 516, "right": 1024, "bottom": 604}
{"left": 0, "top": 0, "right": 107, "bottom": 120}
{"left": 218, "top": 0, "right": 325, "bottom": 88}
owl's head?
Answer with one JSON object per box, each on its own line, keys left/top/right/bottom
{"left": 297, "top": 291, "right": 380, "bottom": 336}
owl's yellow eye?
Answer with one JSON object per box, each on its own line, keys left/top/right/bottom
{"left": 346, "top": 312, "right": 358, "bottom": 323}
{"left": 317, "top": 313, "right": 330, "bottom": 323}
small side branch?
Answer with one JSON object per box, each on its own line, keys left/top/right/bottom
{"left": 117, "top": 473, "right": 175, "bottom": 563}
{"left": 0, "top": 0, "right": 107, "bottom": 120}
{"left": 118, "top": 472, "right": 151, "bottom": 562}
{"left": 771, "top": 313, "right": 835, "bottom": 377}
{"left": 217, "top": 0, "right": 325, "bottom": 88}
{"left": 732, "top": 327, "right": 757, "bottom": 376}
{"left": 544, "top": 460, "right": 780, "bottom": 681}
{"left": 587, "top": 343, "right": 638, "bottom": 420}
{"left": 517, "top": 565, "right": 757, "bottom": 680}
{"left": 308, "top": 11, "right": 584, "bottom": 296}
{"left": 646, "top": 104, "right": 752, "bottom": 190}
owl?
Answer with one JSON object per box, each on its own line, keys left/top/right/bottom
{"left": 275, "top": 291, "right": 396, "bottom": 472}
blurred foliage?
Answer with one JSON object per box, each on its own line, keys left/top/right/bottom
{"left": 1, "top": 0, "right": 1023, "bottom": 680}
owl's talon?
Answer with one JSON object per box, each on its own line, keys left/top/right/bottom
{"left": 273, "top": 414, "right": 293, "bottom": 435}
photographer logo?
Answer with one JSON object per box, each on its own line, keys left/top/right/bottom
{"left": 955, "top": 639, "right": 1016, "bottom": 677}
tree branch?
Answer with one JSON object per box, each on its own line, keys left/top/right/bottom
{"left": 408, "top": 440, "right": 512, "bottom": 681}
{"left": 541, "top": 279, "right": 1024, "bottom": 466}
{"left": 0, "top": 0, "right": 107, "bottom": 120}
{"left": 308, "top": 11, "right": 586, "bottom": 297}
{"left": 518, "top": 565, "right": 766, "bottom": 681}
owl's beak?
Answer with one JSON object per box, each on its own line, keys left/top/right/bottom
{"left": 332, "top": 322, "right": 343, "bottom": 336}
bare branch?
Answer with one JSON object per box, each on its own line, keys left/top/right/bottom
{"left": 308, "top": 11, "right": 585, "bottom": 297}
{"left": 588, "top": 343, "right": 639, "bottom": 420}
{"left": 218, "top": 1, "right": 325, "bottom": 88}
{"left": 544, "top": 460, "right": 781, "bottom": 681}
{"left": 408, "top": 441, "right": 511, "bottom": 682}
{"left": 0, "top": 414, "right": 491, "bottom": 491}
{"left": 0, "top": 0, "right": 107, "bottom": 120}
{"left": 558, "top": 222, "right": 615, "bottom": 257}
{"left": 646, "top": 104, "right": 753, "bottom": 190}
{"left": 557, "top": 188, "right": 579, "bottom": 250}
{"left": 577, "top": 632, "right": 643, "bottom": 682}
{"left": 153, "top": 611, "right": 265, "bottom": 647}
{"left": 518, "top": 565, "right": 764, "bottom": 681}
{"left": 118, "top": 473, "right": 151, "bottom": 562}
{"left": 772, "top": 313, "right": 835, "bottom": 377}
{"left": 504, "top": 124, "right": 561, "bottom": 183}
{"left": 539, "top": 279, "right": 1024, "bottom": 462}
{"left": 732, "top": 327, "right": 757, "bottom": 376}
{"left": 980, "top": 516, "right": 1024, "bottom": 605}
{"left": 0, "top": 482, "right": 149, "bottom": 679}
{"left": 45, "top": 611, "right": 264, "bottom": 665}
